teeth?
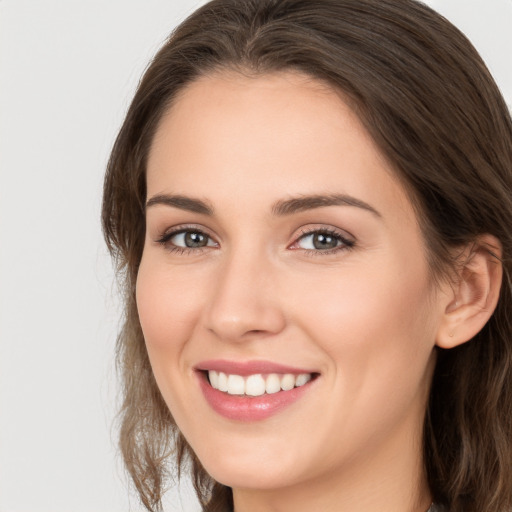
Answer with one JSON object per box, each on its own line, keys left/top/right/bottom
{"left": 227, "top": 374, "right": 245, "bottom": 395}
{"left": 208, "top": 371, "right": 313, "bottom": 396}
{"left": 246, "top": 374, "right": 266, "bottom": 396}
{"left": 209, "top": 369, "right": 219, "bottom": 389}
{"left": 265, "top": 373, "right": 281, "bottom": 394}
{"left": 281, "top": 373, "right": 295, "bottom": 391}
{"left": 218, "top": 372, "right": 228, "bottom": 392}
{"left": 295, "top": 373, "right": 311, "bottom": 386}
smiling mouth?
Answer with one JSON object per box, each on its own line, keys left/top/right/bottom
{"left": 197, "top": 364, "right": 320, "bottom": 421}
{"left": 206, "top": 370, "right": 318, "bottom": 397}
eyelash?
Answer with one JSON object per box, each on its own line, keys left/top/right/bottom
{"left": 155, "top": 226, "right": 355, "bottom": 256}
{"left": 292, "top": 227, "right": 355, "bottom": 256}
{"left": 156, "top": 225, "right": 215, "bottom": 255}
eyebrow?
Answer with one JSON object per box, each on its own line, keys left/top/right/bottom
{"left": 146, "top": 194, "right": 214, "bottom": 215}
{"left": 145, "top": 193, "right": 380, "bottom": 217}
{"left": 271, "top": 194, "right": 381, "bottom": 217}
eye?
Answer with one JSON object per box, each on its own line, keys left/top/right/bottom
{"left": 172, "top": 231, "right": 212, "bottom": 248}
{"left": 156, "top": 227, "right": 218, "bottom": 252}
{"left": 291, "top": 228, "right": 355, "bottom": 253}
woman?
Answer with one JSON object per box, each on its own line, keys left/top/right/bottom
{"left": 102, "top": 0, "right": 512, "bottom": 511}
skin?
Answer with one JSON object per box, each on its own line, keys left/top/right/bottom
{"left": 137, "top": 71, "right": 458, "bottom": 512}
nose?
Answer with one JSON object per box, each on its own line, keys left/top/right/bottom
{"left": 202, "top": 249, "right": 286, "bottom": 342}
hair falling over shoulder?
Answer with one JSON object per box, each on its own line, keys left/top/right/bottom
{"left": 102, "top": 0, "right": 512, "bottom": 510}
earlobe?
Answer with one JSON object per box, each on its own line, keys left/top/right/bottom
{"left": 436, "top": 235, "right": 503, "bottom": 349}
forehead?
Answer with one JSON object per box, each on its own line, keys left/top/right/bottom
{"left": 146, "top": 70, "right": 412, "bottom": 220}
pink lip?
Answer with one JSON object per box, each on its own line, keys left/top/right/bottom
{"left": 195, "top": 360, "right": 319, "bottom": 422}
{"left": 195, "top": 359, "right": 315, "bottom": 376}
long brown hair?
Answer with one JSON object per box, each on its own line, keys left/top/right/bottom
{"left": 102, "top": 1, "right": 512, "bottom": 510}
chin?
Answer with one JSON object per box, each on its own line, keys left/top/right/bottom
{"left": 192, "top": 438, "right": 308, "bottom": 491}
{"left": 206, "top": 463, "right": 301, "bottom": 491}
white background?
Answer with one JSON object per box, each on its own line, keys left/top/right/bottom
{"left": 0, "top": 1, "right": 511, "bottom": 511}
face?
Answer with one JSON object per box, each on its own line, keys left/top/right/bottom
{"left": 137, "top": 72, "right": 448, "bottom": 496}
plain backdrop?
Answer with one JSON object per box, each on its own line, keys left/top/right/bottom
{"left": 0, "top": 1, "right": 511, "bottom": 511}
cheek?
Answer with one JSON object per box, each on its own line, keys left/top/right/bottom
{"left": 287, "top": 261, "right": 437, "bottom": 452}
{"left": 135, "top": 255, "right": 213, "bottom": 424}
{"left": 286, "top": 257, "right": 437, "bottom": 386}
{"left": 135, "top": 256, "right": 207, "bottom": 358}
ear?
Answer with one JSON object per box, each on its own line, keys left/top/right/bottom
{"left": 436, "top": 234, "right": 503, "bottom": 349}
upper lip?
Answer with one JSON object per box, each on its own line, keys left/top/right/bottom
{"left": 195, "top": 359, "right": 317, "bottom": 376}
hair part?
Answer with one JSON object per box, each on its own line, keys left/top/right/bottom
{"left": 102, "top": 1, "right": 512, "bottom": 510}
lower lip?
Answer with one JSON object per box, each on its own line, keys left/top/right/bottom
{"left": 197, "top": 372, "right": 317, "bottom": 422}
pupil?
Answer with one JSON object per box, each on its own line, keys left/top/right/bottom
{"left": 185, "top": 232, "right": 207, "bottom": 247}
{"left": 313, "top": 233, "right": 338, "bottom": 250}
